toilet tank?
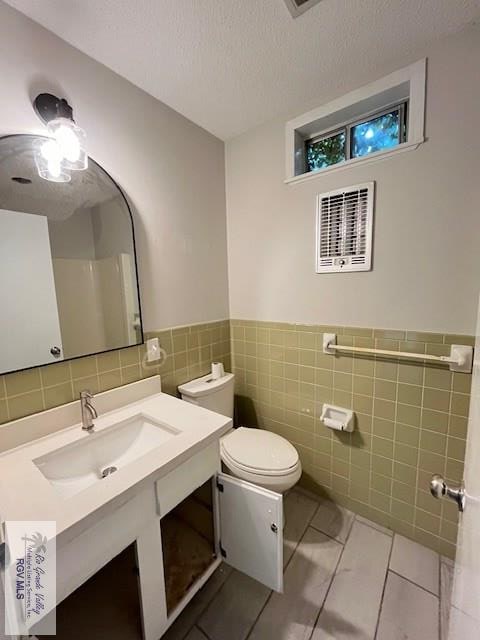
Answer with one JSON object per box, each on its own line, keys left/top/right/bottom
{"left": 178, "top": 372, "right": 234, "bottom": 418}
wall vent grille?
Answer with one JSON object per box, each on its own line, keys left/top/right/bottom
{"left": 283, "top": 0, "right": 323, "bottom": 18}
{"left": 315, "top": 182, "right": 374, "bottom": 273}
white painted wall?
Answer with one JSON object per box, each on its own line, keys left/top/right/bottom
{"left": 92, "top": 198, "right": 134, "bottom": 260}
{"left": 225, "top": 26, "right": 480, "bottom": 334}
{"left": 48, "top": 209, "right": 96, "bottom": 260}
{"left": 0, "top": 1, "right": 229, "bottom": 332}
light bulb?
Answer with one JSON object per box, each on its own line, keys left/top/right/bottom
{"left": 47, "top": 117, "right": 87, "bottom": 170}
{"left": 40, "top": 139, "right": 62, "bottom": 162}
{"left": 54, "top": 123, "right": 80, "bottom": 162}
{"left": 48, "top": 158, "right": 61, "bottom": 178}
{"left": 34, "top": 138, "right": 71, "bottom": 183}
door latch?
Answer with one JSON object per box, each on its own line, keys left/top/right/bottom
{"left": 430, "top": 474, "right": 465, "bottom": 512}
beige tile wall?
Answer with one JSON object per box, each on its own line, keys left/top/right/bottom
{"left": 0, "top": 315, "right": 470, "bottom": 558}
{"left": 231, "top": 319, "right": 473, "bottom": 558}
{"left": 0, "top": 320, "right": 230, "bottom": 426}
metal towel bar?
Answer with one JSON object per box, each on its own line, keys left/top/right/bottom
{"left": 322, "top": 333, "right": 473, "bottom": 373}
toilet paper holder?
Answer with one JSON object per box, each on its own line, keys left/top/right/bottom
{"left": 320, "top": 404, "right": 354, "bottom": 432}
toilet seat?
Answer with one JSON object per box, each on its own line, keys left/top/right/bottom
{"left": 220, "top": 427, "right": 302, "bottom": 492}
{"left": 221, "top": 427, "right": 299, "bottom": 475}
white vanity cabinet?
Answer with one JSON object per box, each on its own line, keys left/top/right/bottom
{"left": 0, "top": 380, "right": 283, "bottom": 640}
{"left": 150, "top": 440, "right": 284, "bottom": 639}
{"left": 39, "top": 440, "right": 283, "bottom": 640}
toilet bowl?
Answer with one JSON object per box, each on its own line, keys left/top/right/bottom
{"left": 220, "top": 426, "right": 301, "bottom": 492}
{"left": 178, "top": 372, "right": 302, "bottom": 494}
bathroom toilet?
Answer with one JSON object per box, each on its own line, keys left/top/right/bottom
{"left": 178, "top": 372, "right": 302, "bottom": 493}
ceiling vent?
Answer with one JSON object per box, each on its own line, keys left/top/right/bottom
{"left": 316, "top": 182, "right": 375, "bottom": 273}
{"left": 283, "top": 0, "right": 323, "bottom": 18}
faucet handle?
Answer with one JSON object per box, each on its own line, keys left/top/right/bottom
{"left": 80, "top": 390, "right": 93, "bottom": 399}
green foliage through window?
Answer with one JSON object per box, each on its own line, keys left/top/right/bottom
{"left": 306, "top": 131, "right": 345, "bottom": 171}
{"left": 304, "top": 102, "right": 407, "bottom": 174}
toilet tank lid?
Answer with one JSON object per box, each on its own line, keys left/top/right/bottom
{"left": 178, "top": 372, "right": 234, "bottom": 398}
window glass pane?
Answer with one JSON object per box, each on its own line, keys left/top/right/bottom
{"left": 306, "top": 131, "right": 345, "bottom": 172}
{"left": 351, "top": 109, "right": 401, "bottom": 158}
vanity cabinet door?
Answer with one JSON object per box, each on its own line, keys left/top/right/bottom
{"left": 215, "top": 473, "right": 283, "bottom": 593}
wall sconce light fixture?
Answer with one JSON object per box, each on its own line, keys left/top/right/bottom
{"left": 33, "top": 93, "right": 88, "bottom": 182}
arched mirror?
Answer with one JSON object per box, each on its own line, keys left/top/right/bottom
{"left": 0, "top": 134, "right": 143, "bottom": 375}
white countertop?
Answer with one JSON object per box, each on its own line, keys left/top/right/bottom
{"left": 0, "top": 381, "right": 231, "bottom": 540}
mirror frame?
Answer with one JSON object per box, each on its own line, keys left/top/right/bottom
{"left": 0, "top": 133, "right": 144, "bottom": 375}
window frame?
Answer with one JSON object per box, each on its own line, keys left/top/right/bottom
{"left": 305, "top": 101, "right": 408, "bottom": 173}
{"left": 285, "top": 59, "right": 426, "bottom": 184}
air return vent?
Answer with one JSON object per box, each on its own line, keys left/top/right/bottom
{"left": 283, "top": 0, "right": 323, "bottom": 18}
{"left": 316, "top": 182, "right": 374, "bottom": 273}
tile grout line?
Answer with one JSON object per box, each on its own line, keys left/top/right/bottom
{"left": 37, "top": 367, "right": 47, "bottom": 413}
{"left": 441, "top": 367, "right": 457, "bottom": 541}
{"left": 243, "top": 589, "right": 274, "bottom": 639}
{"left": 390, "top": 357, "right": 400, "bottom": 523}
{"left": 193, "top": 624, "right": 211, "bottom": 640}
{"left": 307, "top": 546, "right": 347, "bottom": 640}
{"left": 67, "top": 361, "right": 74, "bottom": 404}
{"left": 308, "top": 520, "right": 352, "bottom": 544}
{"left": 412, "top": 351, "right": 426, "bottom": 541}
{"left": 284, "top": 498, "right": 323, "bottom": 571}
{"left": 179, "top": 568, "right": 238, "bottom": 640}
{"left": 306, "top": 505, "right": 357, "bottom": 640}
{"left": 373, "top": 531, "right": 395, "bottom": 639}
{"left": 388, "top": 568, "right": 441, "bottom": 599}
{"left": 354, "top": 513, "right": 393, "bottom": 538}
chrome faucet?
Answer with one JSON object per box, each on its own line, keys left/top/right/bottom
{"left": 80, "top": 390, "right": 97, "bottom": 432}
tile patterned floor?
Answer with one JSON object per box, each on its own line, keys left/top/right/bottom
{"left": 164, "top": 489, "right": 452, "bottom": 640}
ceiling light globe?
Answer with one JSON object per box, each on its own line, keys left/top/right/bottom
{"left": 34, "top": 138, "right": 71, "bottom": 183}
{"left": 47, "top": 117, "right": 88, "bottom": 170}
{"left": 40, "top": 139, "right": 62, "bottom": 162}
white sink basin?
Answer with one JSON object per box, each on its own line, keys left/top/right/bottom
{"left": 34, "top": 413, "right": 179, "bottom": 498}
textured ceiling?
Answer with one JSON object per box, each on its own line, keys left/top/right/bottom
{"left": 4, "top": 0, "right": 480, "bottom": 139}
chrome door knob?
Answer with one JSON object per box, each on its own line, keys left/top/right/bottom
{"left": 430, "top": 474, "right": 465, "bottom": 512}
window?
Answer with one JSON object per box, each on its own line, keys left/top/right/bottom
{"left": 305, "top": 103, "right": 407, "bottom": 173}
{"left": 285, "top": 59, "right": 426, "bottom": 184}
